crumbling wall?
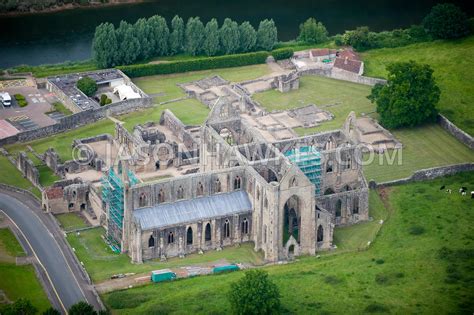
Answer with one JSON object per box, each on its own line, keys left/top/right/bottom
{"left": 16, "top": 152, "right": 40, "bottom": 188}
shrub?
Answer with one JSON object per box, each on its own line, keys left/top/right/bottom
{"left": 271, "top": 48, "right": 294, "bottom": 60}
{"left": 120, "top": 51, "right": 269, "bottom": 78}
{"left": 99, "top": 94, "right": 112, "bottom": 106}
{"left": 423, "top": 3, "right": 470, "bottom": 39}
{"left": 228, "top": 270, "right": 281, "bottom": 315}
{"left": 375, "top": 258, "right": 385, "bottom": 264}
{"left": 14, "top": 93, "right": 28, "bottom": 107}
{"left": 77, "top": 76, "right": 97, "bottom": 97}
{"left": 298, "top": 18, "right": 328, "bottom": 44}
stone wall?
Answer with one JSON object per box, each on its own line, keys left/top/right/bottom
{"left": 16, "top": 152, "right": 41, "bottom": 188}
{"left": 437, "top": 114, "right": 474, "bottom": 150}
{"left": 370, "top": 163, "right": 474, "bottom": 188}
{"left": 299, "top": 68, "right": 386, "bottom": 86}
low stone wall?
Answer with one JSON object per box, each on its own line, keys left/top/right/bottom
{"left": 370, "top": 163, "right": 474, "bottom": 188}
{"left": 437, "top": 114, "right": 474, "bottom": 150}
{"left": 299, "top": 68, "right": 386, "bottom": 86}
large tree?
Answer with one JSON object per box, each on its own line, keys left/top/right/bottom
{"left": 423, "top": 3, "right": 470, "bottom": 39}
{"left": 257, "top": 19, "right": 278, "bottom": 51}
{"left": 1, "top": 298, "right": 37, "bottom": 315}
{"left": 148, "top": 15, "right": 169, "bottom": 57}
{"left": 169, "top": 15, "right": 185, "bottom": 55}
{"left": 202, "top": 18, "right": 220, "bottom": 56}
{"left": 92, "top": 22, "right": 118, "bottom": 68}
{"left": 368, "top": 61, "right": 440, "bottom": 129}
{"left": 228, "top": 270, "right": 281, "bottom": 315}
{"left": 239, "top": 21, "right": 257, "bottom": 52}
{"left": 342, "top": 26, "right": 371, "bottom": 51}
{"left": 185, "top": 17, "right": 205, "bottom": 56}
{"left": 68, "top": 301, "right": 96, "bottom": 315}
{"left": 298, "top": 18, "right": 328, "bottom": 44}
{"left": 219, "top": 18, "right": 240, "bottom": 54}
{"left": 115, "top": 21, "right": 140, "bottom": 65}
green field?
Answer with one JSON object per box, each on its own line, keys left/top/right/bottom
{"left": 55, "top": 213, "right": 89, "bottom": 231}
{"left": 103, "top": 172, "right": 474, "bottom": 314}
{"left": 0, "top": 156, "right": 41, "bottom": 198}
{"left": 133, "top": 64, "right": 271, "bottom": 103}
{"left": 0, "top": 228, "right": 50, "bottom": 312}
{"left": 362, "top": 36, "right": 474, "bottom": 136}
{"left": 67, "top": 227, "right": 264, "bottom": 282}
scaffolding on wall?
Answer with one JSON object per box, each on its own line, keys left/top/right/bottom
{"left": 101, "top": 167, "right": 139, "bottom": 253}
{"left": 285, "top": 146, "right": 322, "bottom": 196}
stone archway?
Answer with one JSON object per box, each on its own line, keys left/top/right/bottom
{"left": 283, "top": 195, "right": 301, "bottom": 246}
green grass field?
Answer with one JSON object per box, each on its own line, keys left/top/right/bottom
{"left": 133, "top": 64, "right": 271, "bottom": 103}
{"left": 0, "top": 156, "right": 41, "bottom": 198}
{"left": 362, "top": 36, "right": 474, "bottom": 136}
{"left": 103, "top": 172, "right": 474, "bottom": 314}
{"left": 0, "top": 228, "right": 50, "bottom": 312}
{"left": 67, "top": 227, "right": 264, "bottom": 282}
{"left": 55, "top": 213, "right": 88, "bottom": 231}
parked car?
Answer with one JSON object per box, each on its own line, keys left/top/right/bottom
{"left": 0, "top": 92, "right": 12, "bottom": 107}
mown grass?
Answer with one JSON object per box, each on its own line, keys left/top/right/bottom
{"left": 55, "top": 213, "right": 88, "bottom": 232}
{"left": 103, "top": 172, "right": 474, "bottom": 314}
{"left": 133, "top": 64, "right": 271, "bottom": 103}
{"left": 0, "top": 228, "right": 50, "bottom": 312}
{"left": 8, "top": 60, "right": 98, "bottom": 78}
{"left": 0, "top": 156, "right": 41, "bottom": 198}
{"left": 362, "top": 35, "right": 474, "bottom": 136}
{"left": 67, "top": 227, "right": 264, "bottom": 283}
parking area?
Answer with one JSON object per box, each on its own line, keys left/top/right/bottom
{"left": 0, "top": 85, "right": 60, "bottom": 137}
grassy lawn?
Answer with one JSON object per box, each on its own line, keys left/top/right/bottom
{"left": 362, "top": 36, "right": 474, "bottom": 136}
{"left": 0, "top": 228, "right": 50, "bottom": 312}
{"left": 253, "top": 75, "right": 376, "bottom": 134}
{"left": 55, "top": 213, "right": 88, "bottom": 232}
{"left": 37, "top": 164, "right": 60, "bottom": 187}
{"left": 0, "top": 156, "right": 41, "bottom": 198}
{"left": 364, "top": 124, "right": 474, "bottom": 183}
{"left": 67, "top": 227, "right": 264, "bottom": 283}
{"left": 133, "top": 64, "right": 271, "bottom": 103}
{"left": 103, "top": 172, "right": 474, "bottom": 314}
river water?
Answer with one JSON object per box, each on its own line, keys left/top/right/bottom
{"left": 0, "top": 0, "right": 471, "bottom": 68}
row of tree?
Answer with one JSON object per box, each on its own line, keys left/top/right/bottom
{"left": 93, "top": 15, "right": 278, "bottom": 68}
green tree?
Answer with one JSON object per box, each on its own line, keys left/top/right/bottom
{"left": 148, "top": 15, "right": 169, "bottom": 56}
{"left": 423, "top": 3, "right": 470, "bottom": 39}
{"left": 298, "top": 18, "right": 328, "bottom": 44}
{"left": 185, "top": 17, "right": 205, "bottom": 56}
{"left": 68, "top": 301, "right": 96, "bottom": 315}
{"left": 169, "top": 15, "right": 185, "bottom": 55}
{"left": 133, "top": 18, "right": 153, "bottom": 60}
{"left": 115, "top": 21, "right": 140, "bottom": 65}
{"left": 228, "top": 270, "right": 281, "bottom": 315}
{"left": 220, "top": 18, "right": 240, "bottom": 54}
{"left": 257, "top": 19, "right": 278, "bottom": 50}
{"left": 203, "top": 18, "right": 220, "bottom": 56}
{"left": 239, "top": 21, "right": 257, "bottom": 52}
{"left": 342, "top": 26, "right": 371, "bottom": 51}
{"left": 92, "top": 22, "right": 118, "bottom": 68}
{"left": 1, "top": 298, "right": 37, "bottom": 315}
{"left": 368, "top": 61, "right": 440, "bottom": 129}
{"left": 42, "top": 307, "right": 61, "bottom": 315}
{"left": 77, "top": 77, "right": 98, "bottom": 97}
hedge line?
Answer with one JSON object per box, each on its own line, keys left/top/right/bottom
{"left": 271, "top": 48, "right": 294, "bottom": 60}
{"left": 119, "top": 51, "right": 270, "bottom": 78}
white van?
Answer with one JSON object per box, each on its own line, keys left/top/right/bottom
{"left": 0, "top": 92, "right": 12, "bottom": 107}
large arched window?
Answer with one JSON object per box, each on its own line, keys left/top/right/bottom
{"left": 168, "top": 231, "right": 174, "bottom": 244}
{"left": 197, "top": 182, "right": 204, "bottom": 196}
{"left": 224, "top": 219, "right": 230, "bottom": 238}
{"left": 335, "top": 200, "right": 342, "bottom": 217}
{"left": 215, "top": 179, "right": 221, "bottom": 193}
{"left": 317, "top": 225, "right": 324, "bottom": 242}
{"left": 177, "top": 186, "right": 184, "bottom": 199}
{"left": 148, "top": 235, "right": 155, "bottom": 248}
{"left": 234, "top": 176, "right": 241, "bottom": 190}
{"left": 187, "top": 227, "right": 193, "bottom": 245}
{"left": 205, "top": 223, "right": 211, "bottom": 241}
{"left": 353, "top": 197, "right": 359, "bottom": 214}
{"left": 139, "top": 193, "right": 147, "bottom": 207}
{"left": 241, "top": 218, "right": 249, "bottom": 234}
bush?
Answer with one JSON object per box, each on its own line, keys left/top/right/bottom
{"left": 99, "top": 94, "right": 112, "bottom": 106}
{"left": 271, "top": 48, "right": 294, "bottom": 60}
{"left": 14, "top": 93, "right": 28, "bottom": 107}
{"left": 120, "top": 51, "right": 269, "bottom": 78}
{"left": 298, "top": 18, "right": 328, "bottom": 44}
{"left": 77, "top": 76, "right": 97, "bottom": 97}
{"left": 423, "top": 3, "right": 470, "bottom": 39}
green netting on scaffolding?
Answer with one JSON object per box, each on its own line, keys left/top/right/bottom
{"left": 101, "top": 167, "right": 139, "bottom": 253}
{"left": 285, "top": 146, "right": 322, "bottom": 196}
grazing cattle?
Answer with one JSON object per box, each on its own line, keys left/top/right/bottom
{"left": 462, "top": 191, "right": 467, "bottom": 196}
{"left": 440, "top": 185, "right": 445, "bottom": 190}
{"left": 446, "top": 189, "right": 452, "bottom": 194}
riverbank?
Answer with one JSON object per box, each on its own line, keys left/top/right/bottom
{"left": 0, "top": 0, "right": 145, "bottom": 17}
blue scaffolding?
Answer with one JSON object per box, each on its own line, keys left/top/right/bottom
{"left": 285, "top": 146, "right": 322, "bottom": 196}
{"left": 101, "top": 167, "right": 139, "bottom": 252}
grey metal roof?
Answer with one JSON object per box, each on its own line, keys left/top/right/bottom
{"left": 133, "top": 190, "right": 252, "bottom": 230}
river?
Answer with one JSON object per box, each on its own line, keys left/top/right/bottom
{"left": 0, "top": 0, "right": 471, "bottom": 68}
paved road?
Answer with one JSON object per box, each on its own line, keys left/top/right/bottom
{"left": 0, "top": 190, "right": 102, "bottom": 312}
